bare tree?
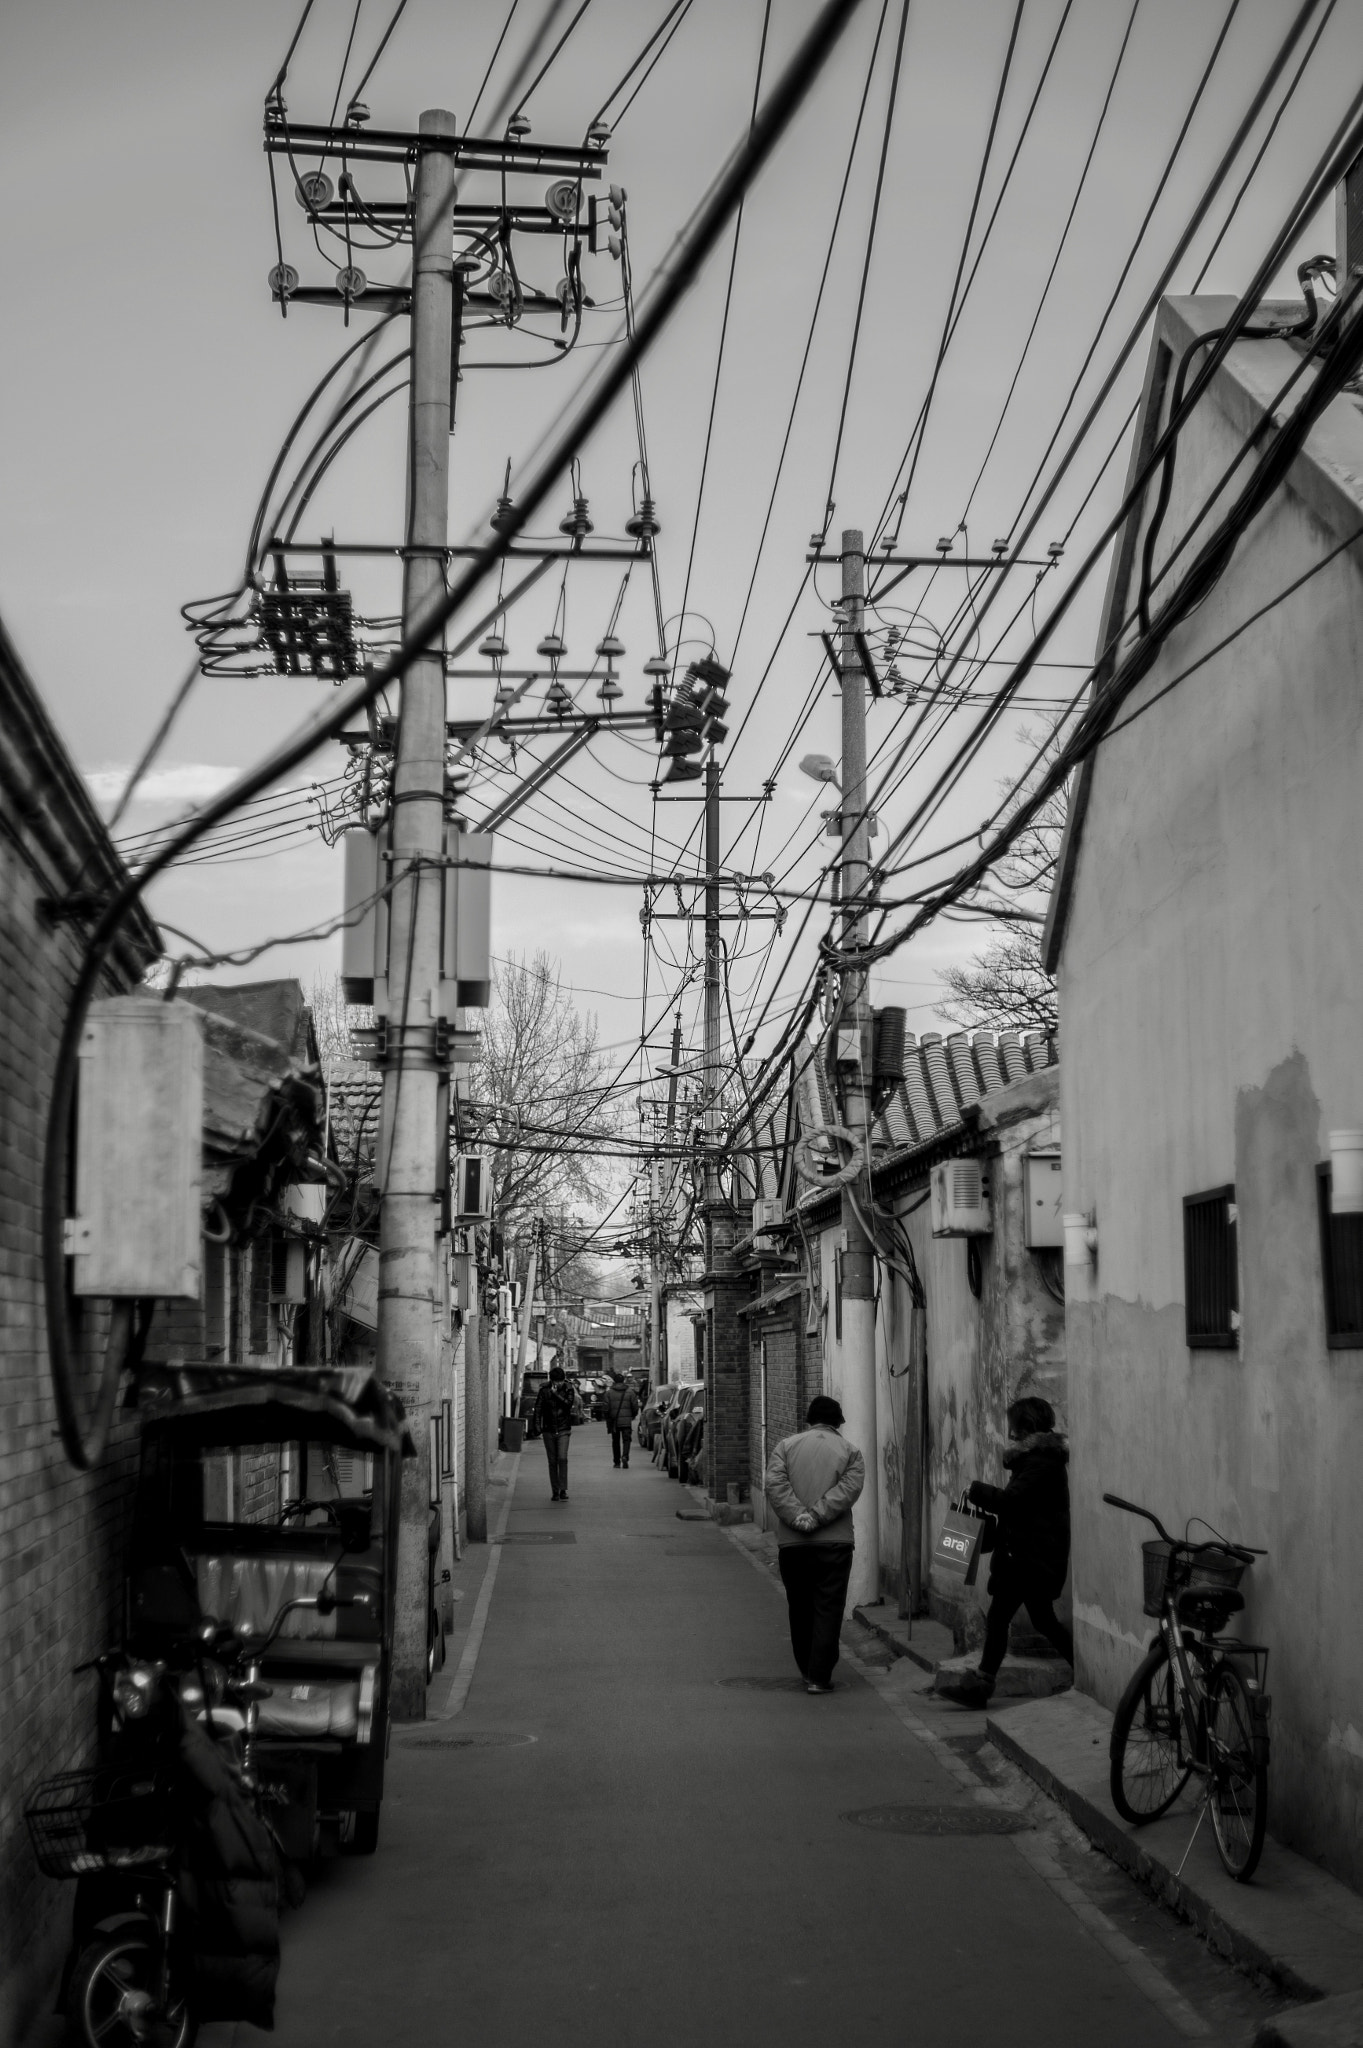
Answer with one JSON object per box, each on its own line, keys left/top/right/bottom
{"left": 939, "top": 924, "right": 1058, "bottom": 1033}
{"left": 309, "top": 972, "right": 372, "bottom": 1065}
{"left": 937, "top": 731, "right": 1066, "bottom": 1037}
{"left": 468, "top": 952, "right": 619, "bottom": 1229}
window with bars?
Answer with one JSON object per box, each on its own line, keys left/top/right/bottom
{"left": 1316, "top": 1165, "right": 1363, "bottom": 1348}
{"left": 1183, "top": 1186, "right": 1239, "bottom": 1349}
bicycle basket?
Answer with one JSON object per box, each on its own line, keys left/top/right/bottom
{"left": 1141, "top": 1541, "right": 1177, "bottom": 1617}
{"left": 24, "top": 1768, "right": 176, "bottom": 1880}
{"left": 1185, "top": 1547, "right": 1248, "bottom": 1596}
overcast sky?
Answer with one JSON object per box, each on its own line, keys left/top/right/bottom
{"left": 1, "top": 0, "right": 1354, "bottom": 1180}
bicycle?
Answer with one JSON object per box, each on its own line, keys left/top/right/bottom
{"left": 1102, "top": 1492, "right": 1272, "bottom": 1882}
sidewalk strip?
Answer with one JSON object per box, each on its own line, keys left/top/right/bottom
{"left": 429, "top": 1455, "right": 521, "bottom": 1721}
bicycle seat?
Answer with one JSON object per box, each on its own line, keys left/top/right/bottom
{"left": 1177, "top": 1587, "right": 1244, "bottom": 1622}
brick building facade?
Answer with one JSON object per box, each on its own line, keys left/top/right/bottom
{"left": 0, "top": 617, "right": 159, "bottom": 2040}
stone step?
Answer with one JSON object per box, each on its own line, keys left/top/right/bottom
{"left": 933, "top": 1652, "right": 1072, "bottom": 1699}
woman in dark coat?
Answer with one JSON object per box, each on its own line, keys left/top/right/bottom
{"left": 937, "top": 1394, "right": 1073, "bottom": 1707}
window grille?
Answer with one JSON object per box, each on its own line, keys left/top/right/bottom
{"left": 1183, "top": 1186, "right": 1238, "bottom": 1349}
{"left": 1316, "top": 1165, "right": 1363, "bottom": 1349}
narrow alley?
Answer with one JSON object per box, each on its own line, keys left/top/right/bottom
{"left": 214, "top": 1430, "right": 1278, "bottom": 2048}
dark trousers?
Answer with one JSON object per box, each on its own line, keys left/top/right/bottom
{"left": 542, "top": 1431, "right": 570, "bottom": 1496}
{"left": 777, "top": 1543, "right": 854, "bottom": 1686}
{"left": 981, "top": 1567, "right": 1073, "bottom": 1677}
{"left": 609, "top": 1426, "right": 631, "bottom": 1466}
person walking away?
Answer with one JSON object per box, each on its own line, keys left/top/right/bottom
{"left": 605, "top": 1369, "right": 640, "bottom": 1468}
{"left": 936, "top": 1395, "right": 1073, "bottom": 1706}
{"left": 532, "top": 1365, "right": 577, "bottom": 1501}
{"left": 764, "top": 1396, "right": 865, "bottom": 1694}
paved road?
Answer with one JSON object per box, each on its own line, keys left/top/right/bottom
{"left": 229, "top": 1428, "right": 1246, "bottom": 2048}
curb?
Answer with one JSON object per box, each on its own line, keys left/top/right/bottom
{"left": 851, "top": 1603, "right": 942, "bottom": 1674}
{"left": 986, "top": 1693, "right": 1363, "bottom": 2007}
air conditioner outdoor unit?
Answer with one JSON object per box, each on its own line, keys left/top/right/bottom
{"left": 930, "top": 1158, "right": 992, "bottom": 1238}
{"left": 454, "top": 1153, "right": 493, "bottom": 1221}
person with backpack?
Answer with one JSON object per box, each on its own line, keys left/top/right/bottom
{"left": 764, "top": 1396, "right": 866, "bottom": 1695}
{"left": 531, "top": 1365, "right": 577, "bottom": 1501}
{"left": 936, "top": 1394, "right": 1073, "bottom": 1706}
{"left": 604, "top": 1369, "right": 641, "bottom": 1468}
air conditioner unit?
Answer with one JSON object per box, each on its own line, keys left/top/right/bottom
{"left": 930, "top": 1158, "right": 992, "bottom": 1238}
{"left": 454, "top": 1153, "right": 493, "bottom": 1220}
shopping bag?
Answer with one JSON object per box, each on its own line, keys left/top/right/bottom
{"left": 932, "top": 1493, "right": 993, "bottom": 1584}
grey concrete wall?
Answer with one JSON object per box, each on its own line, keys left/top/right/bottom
{"left": 1059, "top": 343, "right": 1363, "bottom": 1888}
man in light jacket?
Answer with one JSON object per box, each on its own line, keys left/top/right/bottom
{"left": 764, "top": 1396, "right": 865, "bottom": 1694}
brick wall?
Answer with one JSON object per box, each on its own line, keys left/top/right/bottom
{"left": 745, "top": 1288, "right": 818, "bottom": 1525}
{"left": 0, "top": 677, "right": 157, "bottom": 2037}
{"left": 701, "top": 1203, "right": 752, "bottom": 1502}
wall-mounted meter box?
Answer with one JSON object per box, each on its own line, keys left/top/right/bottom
{"left": 930, "top": 1158, "right": 992, "bottom": 1238}
{"left": 1024, "top": 1152, "right": 1064, "bottom": 1248}
{"left": 71, "top": 997, "right": 203, "bottom": 1298}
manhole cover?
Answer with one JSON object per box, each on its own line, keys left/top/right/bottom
{"left": 495, "top": 1532, "right": 577, "bottom": 1544}
{"left": 398, "top": 1732, "right": 536, "bottom": 1750}
{"left": 717, "top": 1676, "right": 811, "bottom": 1692}
{"left": 842, "top": 1804, "right": 1032, "bottom": 1836}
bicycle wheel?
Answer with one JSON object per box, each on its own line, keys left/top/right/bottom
{"left": 1207, "top": 1663, "right": 1267, "bottom": 1881}
{"left": 69, "top": 1933, "right": 196, "bottom": 2048}
{"left": 1110, "top": 1640, "right": 1191, "bottom": 1823}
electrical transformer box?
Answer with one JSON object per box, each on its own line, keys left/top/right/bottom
{"left": 444, "top": 826, "right": 492, "bottom": 1008}
{"left": 340, "top": 823, "right": 493, "bottom": 1012}
{"left": 340, "top": 827, "right": 380, "bottom": 1005}
{"left": 1023, "top": 1152, "right": 1064, "bottom": 1248}
{"left": 72, "top": 997, "right": 203, "bottom": 1298}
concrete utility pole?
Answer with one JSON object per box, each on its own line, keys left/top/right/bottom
{"left": 513, "top": 1230, "right": 539, "bottom": 1415}
{"left": 649, "top": 1015, "right": 684, "bottom": 1387}
{"left": 703, "top": 756, "right": 723, "bottom": 1256}
{"left": 381, "top": 110, "right": 459, "bottom": 1719}
{"left": 837, "top": 528, "right": 881, "bottom": 1608}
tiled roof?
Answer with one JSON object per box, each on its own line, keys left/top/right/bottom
{"left": 325, "top": 1061, "right": 382, "bottom": 1182}
{"left": 775, "top": 1026, "right": 1058, "bottom": 1213}
{"left": 878, "top": 1028, "right": 1058, "bottom": 1152}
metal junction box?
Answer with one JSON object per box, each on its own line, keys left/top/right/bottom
{"left": 71, "top": 997, "right": 203, "bottom": 1298}
{"left": 1024, "top": 1152, "right": 1064, "bottom": 1248}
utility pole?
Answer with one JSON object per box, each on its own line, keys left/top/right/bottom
{"left": 513, "top": 1226, "right": 539, "bottom": 1416}
{"left": 650, "top": 1013, "right": 684, "bottom": 1387}
{"left": 703, "top": 756, "right": 723, "bottom": 1246}
{"left": 381, "top": 110, "right": 459, "bottom": 1720}
{"left": 837, "top": 528, "right": 881, "bottom": 1608}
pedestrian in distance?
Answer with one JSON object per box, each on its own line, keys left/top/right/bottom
{"left": 764, "top": 1395, "right": 865, "bottom": 1695}
{"left": 936, "top": 1394, "right": 1073, "bottom": 1707}
{"left": 604, "top": 1368, "right": 640, "bottom": 1468}
{"left": 532, "top": 1365, "right": 577, "bottom": 1502}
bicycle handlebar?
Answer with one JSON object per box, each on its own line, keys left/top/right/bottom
{"left": 1102, "top": 1492, "right": 1171, "bottom": 1540}
{"left": 1103, "top": 1492, "right": 1265, "bottom": 1562}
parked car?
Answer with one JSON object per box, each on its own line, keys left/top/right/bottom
{"left": 518, "top": 1369, "right": 550, "bottom": 1438}
{"left": 657, "top": 1382, "right": 701, "bottom": 1474}
{"left": 638, "top": 1383, "right": 677, "bottom": 1450}
{"left": 673, "top": 1394, "right": 706, "bottom": 1483}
